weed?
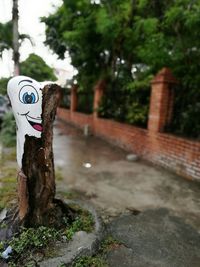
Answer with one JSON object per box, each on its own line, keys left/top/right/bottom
{"left": 9, "top": 226, "right": 61, "bottom": 254}
{"left": 0, "top": 205, "right": 94, "bottom": 266}
{"left": 65, "top": 205, "right": 94, "bottom": 239}
{"left": 70, "top": 236, "right": 121, "bottom": 267}
{"left": 72, "top": 256, "right": 108, "bottom": 267}
{"left": 100, "top": 236, "right": 122, "bottom": 253}
{"left": 0, "top": 222, "right": 7, "bottom": 229}
{"left": 0, "top": 226, "right": 61, "bottom": 266}
{"left": 0, "top": 241, "right": 4, "bottom": 250}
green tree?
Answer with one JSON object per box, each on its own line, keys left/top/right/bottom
{"left": 41, "top": 0, "right": 152, "bottom": 126}
{"left": 42, "top": 0, "right": 200, "bottom": 136}
{"left": 20, "top": 53, "right": 57, "bottom": 81}
{"left": 0, "top": 21, "right": 12, "bottom": 56}
{"left": 0, "top": 20, "right": 31, "bottom": 57}
{"left": 135, "top": 0, "right": 200, "bottom": 137}
{"left": 42, "top": 0, "right": 139, "bottom": 90}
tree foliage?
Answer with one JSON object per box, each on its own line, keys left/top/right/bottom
{"left": 42, "top": 0, "right": 200, "bottom": 136}
{"left": 0, "top": 112, "right": 16, "bottom": 147}
{"left": 0, "top": 20, "right": 31, "bottom": 57}
{"left": 0, "top": 21, "right": 12, "bottom": 56}
{"left": 0, "top": 77, "right": 10, "bottom": 95}
{"left": 20, "top": 53, "right": 57, "bottom": 82}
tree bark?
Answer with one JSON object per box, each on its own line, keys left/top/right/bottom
{"left": 20, "top": 84, "right": 61, "bottom": 226}
{"left": 0, "top": 84, "right": 75, "bottom": 243}
{"left": 12, "top": 0, "right": 20, "bottom": 76}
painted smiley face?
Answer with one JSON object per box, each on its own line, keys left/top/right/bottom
{"left": 7, "top": 76, "right": 43, "bottom": 134}
{"left": 7, "top": 76, "right": 43, "bottom": 168}
{"left": 18, "top": 80, "right": 43, "bottom": 132}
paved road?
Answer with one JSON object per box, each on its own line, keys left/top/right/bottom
{"left": 54, "top": 121, "right": 200, "bottom": 266}
{"left": 106, "top": 209, "right": 200, "bottom": 267}
{"left": 54, "top": 120, "right": 200, "bottom": 231}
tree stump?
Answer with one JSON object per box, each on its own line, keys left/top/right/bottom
{"left": 4, "top": 84, "right": 74, "bottom": 231}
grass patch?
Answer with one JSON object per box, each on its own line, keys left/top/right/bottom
{"left": 0, "top": 205, "right": 95, "bottom": 266}
{"left": 70, "top": 236, "right": 122, "bottom": 267}
{"left": 57, "top": 190, "right": 80, "bottom": 200}
{"left": 9, "top": 227, "right": 60, "bottom": 254}
{"left": 0, "top": 148, "right": 17, "bottom": 210}
{"left": 72, "top": 256, "right": 108, "bottom": 267}
{"left": 100, "top": 236, "right": 122, "bottom": 253}
{"left": 1, "top": 226, "right": 61, "bottom": 266}
{"left": 0, "top": 150, "right": 96, "bottom": 266}
{"left": 55, "top": 167, "right": 64, "bottom": 181}
{"left": 65, "top": 204, "right": 94, "bottom": 239}
{"left": 1, "top": 149, "right": 16, "bottom": 162}
{"left": 0, "top": 165, "right": 17, "bottom": 211}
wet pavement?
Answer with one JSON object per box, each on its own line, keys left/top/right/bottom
{"left": 53, "top": 120, "right": 200, "bottom": 232}
{"left": 1, "top": 120, "right": 200, "bottom": 267}
{"left": 106, "top": 209, "right": 200, "bottom": 267}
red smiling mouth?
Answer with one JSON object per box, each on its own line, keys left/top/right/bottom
{"left": 26, "top": 115, "right": 43, "bottom": 132}
{"left": 27, "top": 120, "right": 43, "bottom": 132}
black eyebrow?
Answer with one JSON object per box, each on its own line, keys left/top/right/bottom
{"left": 18, "top": 79, "right": 33, "bottom": 85}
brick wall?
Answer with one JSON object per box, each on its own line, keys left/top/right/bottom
{"left": 57, "top": 108, "right": 93, "bottom": 129}
{"left": 57, "top": 107, "right": 200, "bottom": 181}
{"left": 56, "top": 69, "right": 200, "bottom": 181}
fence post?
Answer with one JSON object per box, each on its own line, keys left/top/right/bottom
{"left": 148, "top": 68, "right": 178, "bottom": 133}
{"left": 70, "top": 84, "right": 78, "bottom": 112}
{"left": 93, "top": 80, "right": 106, "bottom": 119}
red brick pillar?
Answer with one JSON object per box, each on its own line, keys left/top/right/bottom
{"left": 70, "top": 84, "right": 78, "bottom": 112}
{"left": 148, "top": 68, "right": 178, "bottom": 133}
{"left": 93, "top": 80, "right": 106, "bottom": 119}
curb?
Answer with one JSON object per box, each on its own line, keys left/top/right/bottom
{"left": 39, "top": 200, "right": 105, "bottom": 267}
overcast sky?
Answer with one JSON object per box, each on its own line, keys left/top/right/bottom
{"left": 0, "top": 0, "right": 74, "bottom": 78}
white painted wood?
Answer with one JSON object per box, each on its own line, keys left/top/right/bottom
{"left": 7, "top": 76, "right": 43, "bottom": 168}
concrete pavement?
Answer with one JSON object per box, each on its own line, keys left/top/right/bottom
{"left": 53, "top": 120, "right": 200, "bottom": 267}
{"left": 53, "top": 120, "right": 200, "bottom": 231}
{"left": 106, "top": 209, "right": 200, "bottom": 267}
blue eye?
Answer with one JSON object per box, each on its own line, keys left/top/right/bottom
{"left": 19, "top": 86, "right": 39, "bottom": 104}
{"left": 22, "top": 92, "right": 36, "bottom": 104}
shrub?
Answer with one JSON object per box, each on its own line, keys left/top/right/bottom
{"left": 0, "top": 112, "right": 16, "bottom": 147}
